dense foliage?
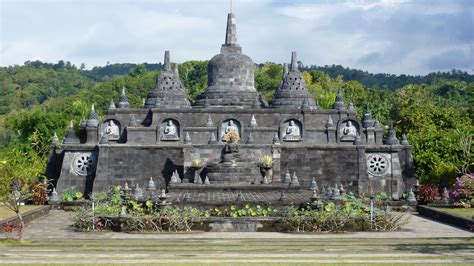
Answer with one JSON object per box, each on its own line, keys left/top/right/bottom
{"left": 0, "top": 60, "right": 472, "bottom": 194}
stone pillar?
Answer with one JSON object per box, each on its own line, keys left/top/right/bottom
{"left": 86, "top": 127, "right": 99, "bottom": 144}
{"left": 375, "top": 128, "right": 384, "bottom": 145}
{"left": 272, "top": 146, "right": 281, "bottom": 182}
{"left": 326, "top": 127, "right": 336, "bottom": 143}
{"left": 364, "top": 127, "right": 376, "bottom": 144}
{"left": 356, "top": 146, "right": 368, "bottom": 194}
{"left": 390, "top": 149, "right": 403, "bottom": 200}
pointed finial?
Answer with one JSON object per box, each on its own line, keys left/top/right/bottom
{"left": 142, "top": 98, "right": 146, "bottom": 108}
{"left": 109, "top": 99, "right": 116, "bottom": 110}
{"left": 163, "top": 50, "right": 171, "bottom": 72}
{"left": 173, "top": 63, "right": 179, "bottom": 78}
{"left": 91, "top": 104, "right": 95, "bottom": 112}
{"left": 206, "top": 115, "right": 213, "bottom": 126}
{"left": 121, "top": 86, "right": 126, "bottom": 95}
{"left": 69, "top": 120, "right": 74, "bottom": 129}
{"left": 225, "top": 12, "right": 238, "bottom": 45}
{"left": 283, "top": 63, "right": 288, "bottom": 77}
{"left": 326, "top": 115, "right": 334, "bottom": 128}
{"left": 290, "top": 51, "right": 298, "bottom": 72}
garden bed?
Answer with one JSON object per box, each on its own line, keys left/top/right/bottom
{"left": 417, "top": 205, "right": 473, "bottom": 231}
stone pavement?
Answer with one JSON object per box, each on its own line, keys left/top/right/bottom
{"left": 1, "top": 210, "right": 472, "bottom": 265}
{"left": 4, "top": 210, "right": 471, "bottom": 240}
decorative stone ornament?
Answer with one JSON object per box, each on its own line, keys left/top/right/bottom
{"left": 330, "top": 184, "right": 341, "bottom": 200}
{"left": 134, "top": 184, "right": 144, "bottom": 201}
{"left": 339, "top": 120, "right": 358, "bottom": 142}
{"left": 246, "top": 133, "right": 254, "bottom": 144}
{"left": 204, "top": 176, "right": 211, "bottom": 185}
{"left": 362, "top": 107, "right": 375, "bottom": 128}
{"left": 108, "top": 99, "right": 116, "bottom": 110}
{"left": 103, "top": 120, "right": 120, "bottom": 140}
{"left": 308, "top": 177, "right": 318, "bottom": 191}
{"left": 407, "top": 188, "right": 417, "bottom": 203}
{"left": 400, "top": 134, "right": 409, "bottom": 145}
{"left": 184, "top": 132, "right": 192, "bottom": 144}
{"left": 250, "top": 115, "right": 257, "bottom": 127}
{"left": 129, "top": 115, "right": 138, "bottom": 127}
{"left": 64, "top": 120, "right": 78, "bottom": 144}
{"left": 208, "top": 132, "right": 217, "bottom": 144}
{"left": 283, "top": 169, "right": 291, "bottom": 183}
{"left": 282, "top": 120, "right": 302, "bottom": 141}
{"left": 160, "top": 119, "right": 180, "bottom": 141}
{"left": 332, "top": 90, "right": 345, "bottom": 110}
{"left": 272, "top": 133, "right": 281, "bottom": 145}
{"left": 169, "top": 171, "right": 180, "bottom": 184}
{"left": 366, "top": 153, "right": 390, "bottom": 177}
{"left": 206, "top": 115, "right": 213, "bottom": 127}
{"left": 118, "top": 87, "right": 131, "bottom": 108}
{"left": 49, "top": 188, "right": 60, "bottom": 205}
{"left": 235, "top": 191, "right": 243, "bottom": 202}
{"left": 279, "top": 191, "right": 288, "bottom": 202}
{"left": 51, "top": 132, "right": 60, "bottom": 146}
{"left": 71, "top": 153, "right": 97, "bottom": 176}
{"left": 383, "top": 124, "right": 399, "bottom": 145}
{"left": 326, "top": 115, "right": 334, "bottom": 128}
{"left": 289, "top": 172, "right": 300, "bottom": 187}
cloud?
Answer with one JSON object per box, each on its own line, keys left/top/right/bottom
{"left": 0, "top": 0, "right": 472, "bottom": 75}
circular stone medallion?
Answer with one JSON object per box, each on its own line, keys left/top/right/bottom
{"left": 71, "top": 153, "right": 97, "bottom": 176}
{"left": 366, "top": 153, "right": 389, "bottom": 177}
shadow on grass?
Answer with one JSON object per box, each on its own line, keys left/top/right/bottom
{"left": 393, "top": 240, "right": 474, "bottom": 255}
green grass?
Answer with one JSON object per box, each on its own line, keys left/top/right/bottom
{"left": 0, "top": 238, "right": 472, "bottom": 265}
{"left": 432, "top": 207, "right": 474, "bottom": 219}
{"left": 0, "top": 205, "right": 43, "bottom": 220}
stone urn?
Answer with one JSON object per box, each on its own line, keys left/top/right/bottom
{"left": 261, "top": 166, "right": 272, "bottom": 184}
{"left": 259, "top": 155, "right": 273, "bottom": 184}
{"left": 190, "top": 159, "right": 204, "bottom": 184}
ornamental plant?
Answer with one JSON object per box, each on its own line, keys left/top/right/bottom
{"left": 449, "top": 173, "right": 473, "bottom": 208}
{"left": 260, "top": 155, "right": 273, "bottom": 168}
{"left": 191, "top": 158, "right": 203, "bottom": 168}
{"left": 418, "top": 184, "right": 437, "bottom": 205}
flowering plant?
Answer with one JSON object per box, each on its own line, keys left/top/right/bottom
{"left": 449, "top": 173, "right": 473, "bottom": 208}
{"left": 223, "top": 131, "right": 240, "bottom": 144}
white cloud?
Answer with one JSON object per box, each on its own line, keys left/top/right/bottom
{"left": 0, "top": 0, "right": 472, "bottom": 75}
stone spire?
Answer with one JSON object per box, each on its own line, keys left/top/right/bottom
{"left": 193, "top": 12, "right": 261, "bottom": 108}
{"left": 118, "top": 87, "right": 131, "bottom": 108}
{"left": 86, "top": 104, "right": 99, "bottom": 127}
{"left": 64, "top": 120, "right": 78, "bottom": 144}
{"left": 163, "top": 50, "right": 171, "bottom": 72}
{"left": 290, "top": 51, "right": 298, "bottom": 72}
{"left": 225, "top": 12, "right": 238, "bottom": 46}
{"left": 332, "top": 89, "right": 345, "bottom": 110}
{"left": 143, "top": 51, "right": 191, "bottom": 109}
{"left": 271, "top": 51, "right": 317, "bottom": 109}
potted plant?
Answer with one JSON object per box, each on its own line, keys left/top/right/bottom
{"left": 259, "top": 155, "right": 273, "bottom": 184}
{"left": 190, "top": 158, "right": 204, "bottom": 184}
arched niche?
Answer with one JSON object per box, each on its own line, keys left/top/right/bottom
{"left": 219, "top": 119, "right": 241, "bottom": 142}
{"left": 159, "top": 118, "right": 180, "bottom": 141}
{"left": 280, "top": 119, "right": 303, "bottom": 142}
{"left": 337, "top": 118, "right": 361, "bottom": 143}
{"left": 102, "top": 119, "right": 121, "bottom": 141}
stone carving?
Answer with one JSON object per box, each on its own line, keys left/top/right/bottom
{"left": 71, "top": 152, "right": 97, "bottom": 176}
{"left": 366, "top": 153, "right": 390, "bottom": 177}
{"left": 103, "top": 120, "right": 120, "bottom": 140}
{"left": 160, "top": 119, "right": 180, "bottom": 141}
{"left": 283, "top": 120, "right": 301, "bottom": 141}
{"left": 339, "top": 120, "right": 358, "bottom": 142}
{"left": 220, "top": 119, "right": 240, "bottom": 141}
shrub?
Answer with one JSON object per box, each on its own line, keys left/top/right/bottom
{"left": 418, "top": 184, "right": 437, "bottom": 205}
{"left": 449, "top": 173, "right": 473, "bottom": 208}
{"left": 29, "top": 180, "right": 48, "bottom": 205}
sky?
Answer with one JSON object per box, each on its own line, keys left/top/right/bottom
{"left": 0, "top": 0, "right": 473, "bottom": 75}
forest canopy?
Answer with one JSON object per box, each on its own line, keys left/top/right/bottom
{"left": 0, "top": 60, "right": 472, "bottom": 188}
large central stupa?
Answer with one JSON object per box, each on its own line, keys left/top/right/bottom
{"left": 47, "top": 12, "right": 415, "bottom": 205}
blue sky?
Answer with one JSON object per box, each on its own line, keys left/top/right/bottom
{"left": 1, "top": 0, "right": 472, "bottom": 75}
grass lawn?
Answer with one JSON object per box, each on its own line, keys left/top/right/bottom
{"left": 0, "top": 205, "right": 43, "bottom": 220}
{"left": 432, "top": 207, "right": 474, "bottom": 219}
{"left": 0, "top": 237, "right": 472, "bottom": 265}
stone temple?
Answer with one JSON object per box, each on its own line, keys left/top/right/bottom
{"left": 46, "top": 12, "right": 415, "bottom": 204}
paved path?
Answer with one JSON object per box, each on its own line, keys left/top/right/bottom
{"left": 0, "top": 210, "right": 472, "bottom": 264}
{"left": 15, "top": 210, "right": 472, "bottom": 239}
